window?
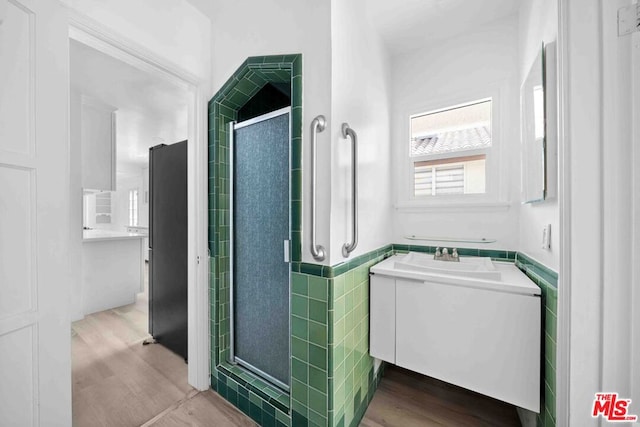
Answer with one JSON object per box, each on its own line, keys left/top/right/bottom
{"left": 410, "top": 99, "right": 492, "bottom": 198}
{"left": 128, "top": 189, "right": 138, "bottom": 227}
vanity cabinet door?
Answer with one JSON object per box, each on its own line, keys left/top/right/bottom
{"left": 395, "top": 279, "right": 541, "bottom": 412}
{"left": 81, "top": 98, "right": 116, "bottom": 191}
{"left": 369, "top": 275, "right": 395, "bottom": 363}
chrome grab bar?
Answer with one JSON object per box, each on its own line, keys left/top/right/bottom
{"left": 310, "top": 115, "right": 326, "bottom": 261}
{"left": 341, "top": 123, "right": 358, "bottom": 258}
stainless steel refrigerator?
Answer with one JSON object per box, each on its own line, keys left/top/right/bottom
{"left": 149, "top": 141, "right": 188, "bottom": 360}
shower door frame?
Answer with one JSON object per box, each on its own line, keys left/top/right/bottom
{"left": 228, "top": 106, "right": 292, "bottom": 392}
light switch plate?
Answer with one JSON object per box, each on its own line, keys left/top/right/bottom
{"left": 542, "top": 224, "right": 551, "bottom": 250}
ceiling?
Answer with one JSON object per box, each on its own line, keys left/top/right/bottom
{"left": 69, "top": 1, "right": 519, "bottom": 171}
{"left": 365, "top": 0, "right": 520, "bottom": 55}
{"left": 70, "top": 39, "right": 189, "bottom": 173}
{"left": 187, "top": 0, "right": 519, "bottom": 56}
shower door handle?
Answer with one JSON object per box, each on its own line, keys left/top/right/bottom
{"left": 284, "top": 240, "right": 290, "bottom": 263}
{"left": 341, "top": 123, "right": 358, "bottom": 258}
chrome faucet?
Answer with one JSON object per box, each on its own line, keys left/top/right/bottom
{"left": 434, "top": 247, "right": 460, "bottom": 262}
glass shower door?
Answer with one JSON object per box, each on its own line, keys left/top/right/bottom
{"left": 230, "top": 107, "right": 291, "bottom": 390}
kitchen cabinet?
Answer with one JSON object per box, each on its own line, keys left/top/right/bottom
{"left": 81, "top": 96, "right": 116, "bottom": 191}
{"left": 82, "top": 230, "right": 145, "bottom": 315}
{"left": 126, "top": 226, "right": 149, "bottom": 261}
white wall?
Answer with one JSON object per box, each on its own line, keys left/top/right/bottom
{"left": 328, "top": 0, "right": 392, "bottom": 265}
{"left": 390, "top": 15, "right": 521, "bottom": 251}
{"left": 208, "top": 0, "right": 334, "bottom": 264}
{"left": 518, "top": 0, "right": 559, "bottom": 271}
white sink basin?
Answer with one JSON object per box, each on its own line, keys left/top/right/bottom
{"left": 394, "top": 252, "right": 502, "bottom": 281}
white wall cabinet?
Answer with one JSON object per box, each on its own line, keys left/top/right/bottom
{"left": 81, "top": 96, "right": 116, "bottom": 191}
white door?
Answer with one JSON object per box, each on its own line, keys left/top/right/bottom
{"left": 0, "top": 0, "right": 71, "bottom": 425}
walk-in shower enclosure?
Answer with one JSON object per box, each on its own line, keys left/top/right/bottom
{"left": 209, "top": 55, "right": 383, "bottom": 427}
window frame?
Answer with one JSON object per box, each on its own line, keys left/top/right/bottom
{"left": 128, "top": 188, "right": 139, "bottom": 227}
{"left": 396, "top": 86, "right": 508, "bottom": 211}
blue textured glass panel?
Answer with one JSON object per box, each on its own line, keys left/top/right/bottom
{"left": 233, "top": 112, "right": 290, "bottom": 387}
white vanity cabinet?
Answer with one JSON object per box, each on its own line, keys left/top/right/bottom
{"left": 369, "top": 256, "right": 541, "bottom": 413}
{"left": 81, "top": 96, "right": 116, "bottom": 191}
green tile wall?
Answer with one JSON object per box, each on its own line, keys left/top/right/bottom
{"left": 329, "top": 255, "right": 388, "bottom": 427}
{"left": 290, "top": 272, "right": 330, "bottom": 427}
{"left": 391, "top": 243, "right": 517, "bottom": 263}
{"left": 209, "top": 54, "right": 303, "bottom": 426}
{"left": 290, "top": 248, "right": 392, "bottom": 427}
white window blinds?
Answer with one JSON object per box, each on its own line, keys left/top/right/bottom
{"left": 414, "top": 164, "right": 465, "bottom": 197}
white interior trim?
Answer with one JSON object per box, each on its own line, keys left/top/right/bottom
{"left": 600, "top": 0, "right": 634, "bottom": 399}
{"left": 632, "top": 6, "right": 640, "bottom": 404}
{"left": 556, "top": 0, "right": 571, "bottom": 424}
{"left": 67, "top": 10, "right": 210, "bottom": 391}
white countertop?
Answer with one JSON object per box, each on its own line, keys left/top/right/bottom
{"left": 83, "top": 229, "right": 147, "bottom": 242}
{"left": 371, "top": 254, "right": 541, "bottom": 296}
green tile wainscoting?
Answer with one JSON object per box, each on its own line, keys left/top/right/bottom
{"left": 207, "top": 54, "right": 558, "bottom": 427}
{"left": 291, "top": 251, "right": 392, "bottom": 427}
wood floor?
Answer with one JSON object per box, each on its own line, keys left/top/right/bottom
{"left": 73, "top": 267, "right": 520, "bottom": 427}
{"left": 71, "top": 266, "right": 256, "bottom": 427}
{"left": 361, "top": 366, "right": 521, "bottom": 427}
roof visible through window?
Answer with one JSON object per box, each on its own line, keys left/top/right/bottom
{"left": 410, "top": 99, "right": 492, "bottom": 157}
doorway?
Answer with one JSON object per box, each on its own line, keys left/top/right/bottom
{"left": 67, "top": 15, "right": 210, "bottom": 425}
{"left": 69, "top": 30, "right": 192, "bottom": 426}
